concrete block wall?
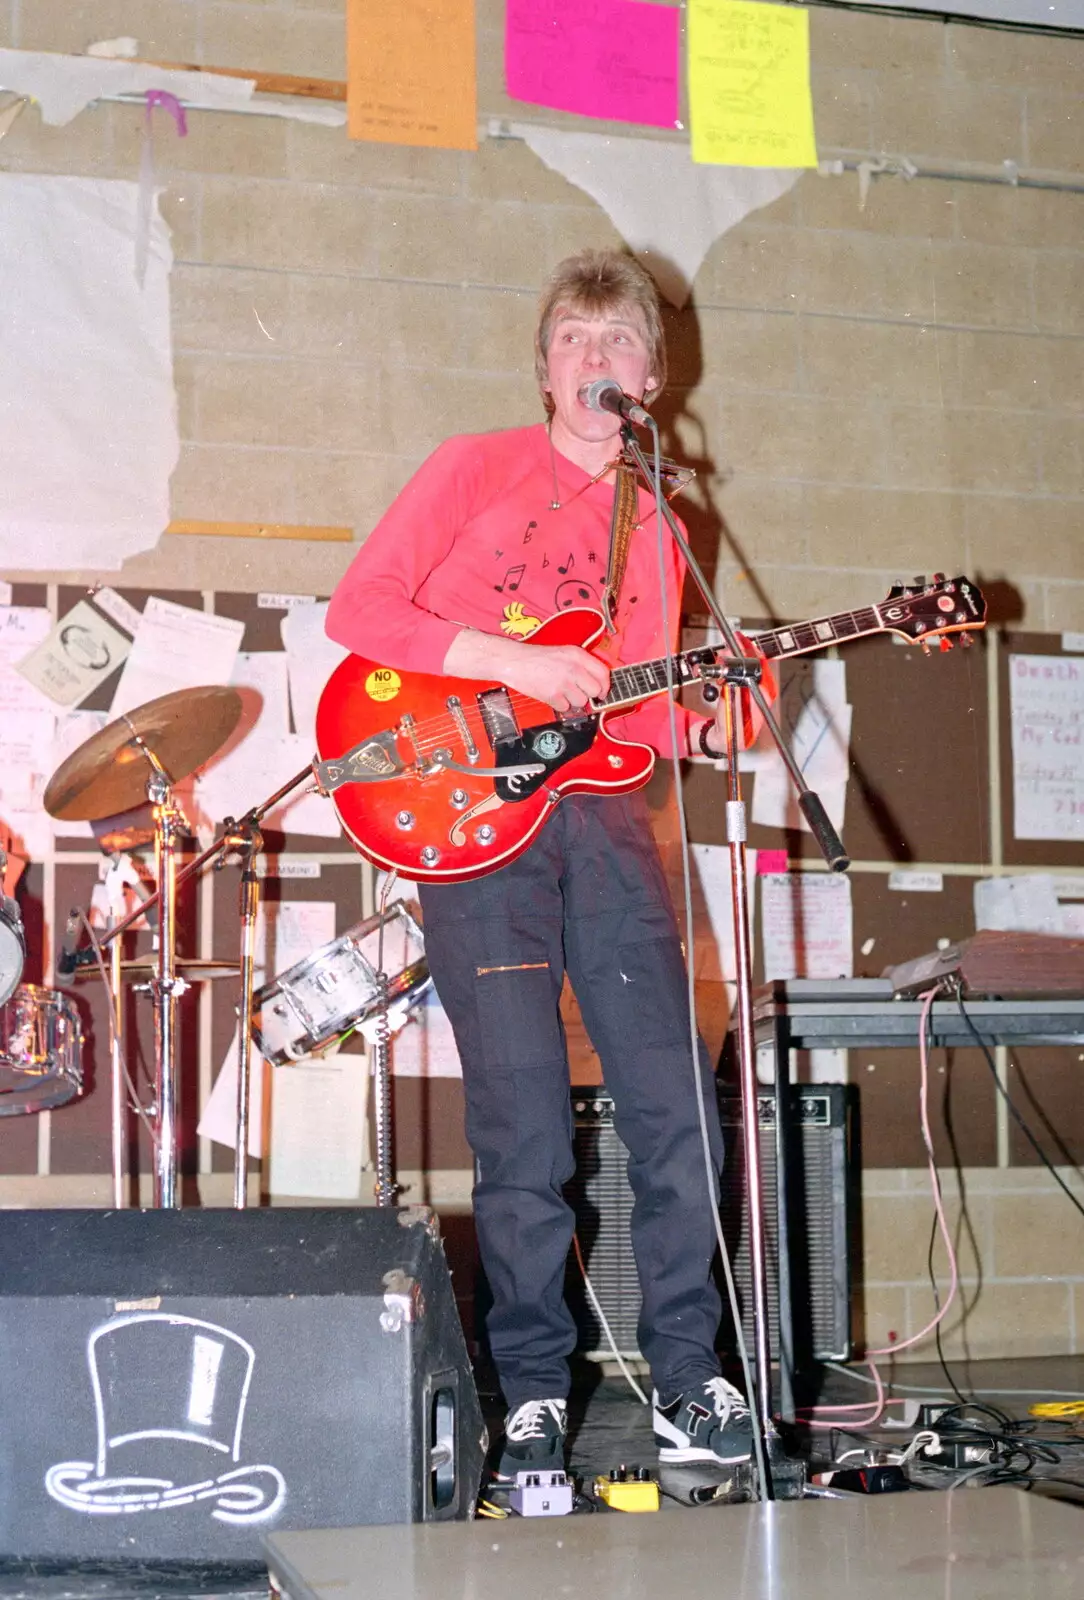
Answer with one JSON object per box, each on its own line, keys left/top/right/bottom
{"left": 2, "top": 2, "right": 1083, "bottom": 1356}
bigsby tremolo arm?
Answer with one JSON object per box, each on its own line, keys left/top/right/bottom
{"left": 314, "top": 734, "right": 546, "bottom": 793}
{"left": 424, "top": 749, "right": 546, "bottom": 780}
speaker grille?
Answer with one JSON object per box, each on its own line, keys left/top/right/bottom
{"left": 564, "top": 1085, "right": 854, "bottom": 1363}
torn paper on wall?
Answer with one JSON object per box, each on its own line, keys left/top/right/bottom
{"left": 509, "top": 123, "right": 800, "bottom": 308}
{"left": 0, "top": 174, "right": 177, "bottom": 570}
{"left": 0, "top": 49, "right": 254, "bottom": 125}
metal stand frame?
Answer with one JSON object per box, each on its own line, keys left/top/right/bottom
{"left": 620, "top": 422, "right": 851, "bottom": 1496}
{"left": 92, "top": 761, "right": 317, "bottom": 1208}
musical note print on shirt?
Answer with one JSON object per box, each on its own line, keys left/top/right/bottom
{"left": 495, "top": 563, "right": 526, "bottom": 594}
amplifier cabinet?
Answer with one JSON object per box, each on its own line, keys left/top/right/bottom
{"left": 564, "top": 1084, "right": 856, "bottom": 1365}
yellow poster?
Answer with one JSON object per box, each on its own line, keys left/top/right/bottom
{"left": 347, "top": 0, "right": 477, "bottom": 150}
{"left": 689, "top": 0, "right": 817, "bottom": 169}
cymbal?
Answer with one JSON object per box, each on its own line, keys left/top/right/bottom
{"left": 74, "top": 956, "right": 241, "bottom": 984}
{"left": 43, "top": 687, "right": 243, "bottom": 822}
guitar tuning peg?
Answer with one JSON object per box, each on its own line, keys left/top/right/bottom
{"left": 920, "top": 639, "right": 932, "bottom": 657}
{"left": 932, "top": 571, "right": 946, "bottom": 584}
{"left": 959, "top": 632, "right": 974, "bottom": 649}
{"left": 939, "top": 636, "right": 954, "bottom": 652}
{"left": 913, "top": 575, "right": 927, "bottom": 589}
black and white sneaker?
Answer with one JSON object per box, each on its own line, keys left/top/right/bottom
{"left": 653, "top": 1377, "right": 754, "bottom": 1465}
{"left": 494, "top": 1398, "right": 568, "bottom": 1481}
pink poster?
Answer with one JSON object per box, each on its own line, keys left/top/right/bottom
{"left": 505, "top": 0, "right": 680, "bottom": 130}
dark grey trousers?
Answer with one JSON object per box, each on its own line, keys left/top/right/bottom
{"left": 418, "top": 791, "right": 724, "bottom": 1407}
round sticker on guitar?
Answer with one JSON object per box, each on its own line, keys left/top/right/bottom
{"left": 365, "top": 667, "right": 401, "bottom": 702}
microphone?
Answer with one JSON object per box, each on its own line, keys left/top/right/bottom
{"left": 577, "top": 378, "right": 651, "bottom": 427}
{"left": 54, "top": 908, "right": 83, "bottom": 989}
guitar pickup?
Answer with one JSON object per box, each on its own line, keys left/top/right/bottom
{"left": 314, "top": 731, "right": 406, "bottom": 792}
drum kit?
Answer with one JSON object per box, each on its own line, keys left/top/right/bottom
{"left": 0, "top": 685, "right": 431, "bottom": 1210}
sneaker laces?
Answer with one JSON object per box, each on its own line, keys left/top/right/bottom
{"left": 704, "top": 1377, "right": 751, "bottom": 1423}
{"left": 506, "top": 1399, "right": 564, "bottom": 1442}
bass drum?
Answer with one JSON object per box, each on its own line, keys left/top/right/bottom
{"left": 0, "top": 985, "right": 84, "bottom": 1116}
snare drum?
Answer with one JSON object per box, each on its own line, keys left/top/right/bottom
{"left": 0, "top": 985, "right": 84, "bottom": 1116}
{"left": 252, "top": 903, "right": 431, "bottom": 1068}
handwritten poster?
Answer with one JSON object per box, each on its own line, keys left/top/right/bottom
{"left": 505, "top": 0, "right": 681, "bottom": 129}
{"left": 347, "top": 0, "right": 477, "bottom": 150}
{"left": 761, "top": 872, "right": 853, "bottom": 981}
{"left": 689, "top": 0, "right": 817, "bottom": 169}
{"left": 1010, "top": 654, "right": 1084, "bottom": 841}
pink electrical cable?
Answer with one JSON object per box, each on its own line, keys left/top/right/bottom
{"left": 797, "top": 985, "right": 960, "bottom": 1431}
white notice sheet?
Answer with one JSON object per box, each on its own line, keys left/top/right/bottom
{"left": 1010, "top": 654, "right": 1084, "bottom": 841}
{"left": 753, "top": 659, "right": 852, "bottom": 834}
{"left": 761, "top": 872, "right": 854, "bottom": 981}
{"left": 110, "top": 598, "right": 244, "bottom": 717}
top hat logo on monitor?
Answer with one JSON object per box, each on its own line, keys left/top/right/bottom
{"left": 45, "top": 1313, "right": 287, "bottom": 1525}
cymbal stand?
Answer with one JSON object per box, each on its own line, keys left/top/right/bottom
{"left": 109, "top": 922, "right": 125, "bottom": 1206}
{"left": 223, "top": 818, "right": 263, "bottom": 1209}
{"left": 145, "top": 757, "right": 187, "bottom": 1209}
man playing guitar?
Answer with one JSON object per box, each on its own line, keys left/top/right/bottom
{"left": 325, "top": 249, "right": 765, "bottom": 1480}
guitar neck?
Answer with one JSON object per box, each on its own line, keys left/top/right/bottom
{"left": 597, "top": 603, "right": 886, "bottom": 713}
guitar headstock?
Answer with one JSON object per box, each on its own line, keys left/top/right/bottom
{"left": 879, "top": 574, "right": 987, "bottom": 652}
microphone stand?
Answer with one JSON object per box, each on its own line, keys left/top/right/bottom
{"left": 619, "top": 420, "right": 850, "bottom": 1498}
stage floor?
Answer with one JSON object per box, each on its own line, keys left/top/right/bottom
{"left": 264, "top": 1486, "right": 1083, "bottom": 1600}
{"left": 2, "top": 1356, "right": 1081, "bottom": 1600}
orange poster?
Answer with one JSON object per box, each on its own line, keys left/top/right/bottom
{"left": 347, "top": 0, "right": 477, "bottom": 150}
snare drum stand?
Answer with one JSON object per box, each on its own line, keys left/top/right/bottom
{"left": 221, "top": 818, "right": 263, "bottom": 1210}
{"left": 370, "top": 969, "right": 397, "bottom": 1208}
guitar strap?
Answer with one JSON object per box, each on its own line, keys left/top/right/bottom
{"left": 600, "top": 462, "right": 640, "bottom": 634}
{"left": 601, "top": 454, "right": 696, "bottom": 634}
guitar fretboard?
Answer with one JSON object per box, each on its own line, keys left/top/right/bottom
{"left": 596, "top": 603, "right": 885, "bottom": 712}
{"left": 753, "top": 606, "right": 881, "bottom": 660}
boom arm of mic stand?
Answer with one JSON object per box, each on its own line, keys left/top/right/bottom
{"left": 619, "top": 426, "right": 850, "bottom": 874}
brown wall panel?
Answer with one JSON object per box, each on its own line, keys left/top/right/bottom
{"left": 1005, "top": 1046, "right": 1084, "bottom": 1168}
{"left": 854, "top": 1047, "right": 998, "bottom": 1168}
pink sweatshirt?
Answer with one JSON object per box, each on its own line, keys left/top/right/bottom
{"left": 325, "top": 424, "right": 704, "bottom": 757}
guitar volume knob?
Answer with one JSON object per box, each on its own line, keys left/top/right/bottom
{"left": 475, "top": 825, "right": 497, "bottom": 846}
{"left": 395, "top": 811, "right": 416, "bottom": 830}
{"left": 419, "top": 846, "right": 441, "bottom": 867}
{"left": 450, "top": 789, "right": 469, "bottom": 809}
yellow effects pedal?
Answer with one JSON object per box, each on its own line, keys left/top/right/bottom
{"left": 594, "top": 1468, "right": 660, "bottom": 1512}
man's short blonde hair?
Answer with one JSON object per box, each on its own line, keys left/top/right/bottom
{"left": 534, "top": 249, "right": 667, "bottom": 414}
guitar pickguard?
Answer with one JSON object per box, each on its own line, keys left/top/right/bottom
{"left": 494, "top": 716, "right": 598, "bottom": 801}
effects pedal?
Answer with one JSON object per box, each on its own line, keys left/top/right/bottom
{"left": 508, "top": 1469, "right": 574, "bottom": 1517}
{"left": 594, "top": 1466, "right": 659, "bottom": 1512}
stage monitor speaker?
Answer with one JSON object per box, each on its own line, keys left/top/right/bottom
{"left": 564, "top": 1084, "right": 855, "bottom": 1366}
{"left": 0, "top": 1207, "right": 486, "bottom": 1563}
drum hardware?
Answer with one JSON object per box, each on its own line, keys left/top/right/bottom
{"left": 42, "top": 685, "right": 318, "bottom": 1208}
{"left": 250, "top": 895, "right": 431, "bottom": 1208}
{"left": 0, "top": 984, "right": 83, "bottom": 1117}
{"left": 214, "top": 814, "right": 264, "bottom": 1210}
{"left": 0, "top": 849, "right": 26, "bottom": 1010}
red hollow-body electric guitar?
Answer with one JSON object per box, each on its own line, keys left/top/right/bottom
{"left": 314, "top": 576, "right": 986, "bottom": 884}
